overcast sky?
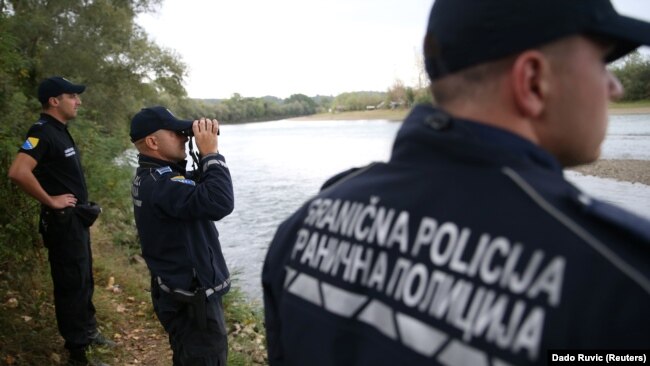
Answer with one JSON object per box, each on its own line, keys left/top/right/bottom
{"left": 137, "top": 0, "right": 650, "bottom": 99}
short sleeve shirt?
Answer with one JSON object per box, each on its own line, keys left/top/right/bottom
{"left": 18, "top": 113, "right": 88, "bottom": 204}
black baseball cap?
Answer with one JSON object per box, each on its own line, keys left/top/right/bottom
{"left": 38, "top": 76, "right": 86, "bottom": 104}
{"left": 424, "top": 0, "right": 650, "bottom": 80}
{"left": 130, "top": 106, "right": 193, "bottom": 142}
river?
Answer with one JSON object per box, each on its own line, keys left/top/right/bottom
{"left": 213, "top": 114, "right": 650, "bottom": 302}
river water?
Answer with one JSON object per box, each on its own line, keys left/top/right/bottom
{"left": 212, "top": 114, "right": 650, "bottom": 302}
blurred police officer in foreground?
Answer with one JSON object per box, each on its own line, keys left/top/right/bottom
{"left": 130, "top": 107, "right": 234, "bottom": 365}
{"left": 262, "top": 1, "right": 650, "bottom": 365}
{"left": 8, "top": 76, "right": 113, "bottom": 366}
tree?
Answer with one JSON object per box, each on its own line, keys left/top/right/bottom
{"left": 0, "top": 0, "right": 190, "bottom": 260}
{"left": 4, "top": 0, "right": 183, "bottom": 134}
{"left": 286, "top": 93, "right": 317, "bottom": 114}
{"left": 611, "top": 52, "right": 650, "bottom": 101}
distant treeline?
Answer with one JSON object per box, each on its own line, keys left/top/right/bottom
{"left": 185, "top": 93, "right": 324, "bottom": 123}
{"left": 184, "top": 86, "right": 433, "bottom": 124}
{"left": 179, "top": 50, "right": 650, "bottom": 124}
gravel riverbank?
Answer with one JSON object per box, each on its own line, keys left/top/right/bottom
{"left": 568, "top": 159, "right": 650, "bottom": 186}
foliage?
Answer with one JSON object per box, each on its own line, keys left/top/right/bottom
{"left": 333, "top": 91, "right": 385, "bottom": 111}
{"left": 610, "top": 51, "right": 650, "bottom": 102}
{"left": 385, "top": 79, "right": 432, "bottom": 108}
{"left": 187, "top": 93, "right": 321, "bottom": 124}
{"left": 0, "top": 0, "right": 187, "bottom": 264}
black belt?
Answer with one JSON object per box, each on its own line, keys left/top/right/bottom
{"left": 156, "top": 276, "right": 230, "bottom": 298}
{"left": 155, "top": 276, "right": 230, "bottom": 329}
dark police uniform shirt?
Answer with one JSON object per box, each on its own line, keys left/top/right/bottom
{"left": 18, "top": 113, "right": 88, "bottom": 204}
{"left": 131, "top": 153, "right": 234, "bottom": 300}
{"left": 262, "top": 105, "right": 650, "bottom": 366}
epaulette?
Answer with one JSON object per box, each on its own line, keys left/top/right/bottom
{"left": 573, "top": 192, "right": 650, "bottom": 242}
{"left": 153, "top": 166, "right": 173, "bottom": 179}
{"left": 320, "top": 167, "right": 360, "bottom": 191}
{"left": 503, "top": 167, "right": 650, "bottom": 242}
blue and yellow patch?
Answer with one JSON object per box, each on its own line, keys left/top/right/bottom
{"left": 170, "top": 176, "right": 196, "bottom": 186}
{"left": 21, "top": 137, "right": 39, "bottom": 150}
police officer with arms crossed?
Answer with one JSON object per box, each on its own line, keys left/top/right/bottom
{"left": 8, "top": 76, "right": 114, "bottom": 366}
{"left": 130, "top": 106, "right": 233, "bottom": 365}
{"left": 262, "top": 1, "right": 650, "bottom": 365}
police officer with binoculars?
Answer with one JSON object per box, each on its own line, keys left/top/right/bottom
{"left": 130, "top": 106, "right": 234, "bottom": 365}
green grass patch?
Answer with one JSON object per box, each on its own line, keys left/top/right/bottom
{"left": 609, "top": 100, "right": 650, "bottom": 109}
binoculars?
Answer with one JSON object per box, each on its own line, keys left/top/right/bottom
{"left": 178, "top": 127, "right": 220, "bottom": 136}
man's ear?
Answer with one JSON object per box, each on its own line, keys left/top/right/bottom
{"left": 144, "top": 135, "right": 159, "bottom": 151}
{"left": 510, "top": 50, "right": 550, "bottom": 118}
{"left": 48, "top": 96, "right": 59, "bottom": 108}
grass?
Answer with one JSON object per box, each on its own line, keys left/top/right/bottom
{"left": 609, "top": 100, "right": 650, "bottom": 108}
{"left": 0, "top": 251, "right": 63, "bottom": 365}
{"left": 0, "top": 219, "right": 268, "bottom": 365}
{"left": 608, "top": 100, "right": 650, "bottom": 114}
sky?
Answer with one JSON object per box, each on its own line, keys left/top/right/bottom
{"left": 137, "top": 0, "right": 650, "bottom": 100}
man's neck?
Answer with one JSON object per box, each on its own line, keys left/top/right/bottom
{"left": 441, "top": 100, "right": 540, "bottom": 145}
{"left": 42, "top": 110, "right": 68, "bottom": 124}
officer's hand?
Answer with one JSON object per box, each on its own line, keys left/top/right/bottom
{"left": 193, "top": 118, "right": 219, "bottom": 156}
{"left": 50, "top": 194, "right": 77, "bottom": 209}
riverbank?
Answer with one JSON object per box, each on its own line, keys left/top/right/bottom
{"left": 292, "top": 102, "right": 650, "bottom": 122}
{"left": 569, "top": 159, "right": 650, "bottom": 186}
{"left": 291, "top": 108, "right": 408, "bottom": 121}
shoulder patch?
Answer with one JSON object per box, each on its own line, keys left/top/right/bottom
{"left": 21, "top": 137, "right": 40, "bottom": 150}
{"left": 170, "top": 175, "right": 196, "bottom": 186}
{"left": 156, "top": 166, "right": 173, "bottom": 175}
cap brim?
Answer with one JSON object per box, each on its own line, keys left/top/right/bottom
{"left": 165, "top": 119, "right": 194, "bottom": 133}
{"left": 590, "top": 14, "right": 650, "bottom": 62}
{"left": 70, "top": 84, "right": 86, "bottom": 94}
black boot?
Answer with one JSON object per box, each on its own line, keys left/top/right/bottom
{"left": 88, "top": 329, "right": 117, "bottom": 348}
{"left": 66, "top": 348, "right": 88, "bottom": 366}
{"left": 66, "top": 348, "right": 111, "bottom": 366}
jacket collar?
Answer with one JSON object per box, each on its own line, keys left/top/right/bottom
{"left": 390, "top": 104, "right": 563, "bottom": 173}
{"left": 137, "top": 154, "right": 187, "bottom": 175}
{"left": 40, "top": 113, "right": 66, "bottom": 131}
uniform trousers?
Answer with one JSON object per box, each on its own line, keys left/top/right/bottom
{"left": 152, "top": 278, "right": 228, "bottom": 366}
{"left": 41, "top": 207, "right": 97, "bottom": 351}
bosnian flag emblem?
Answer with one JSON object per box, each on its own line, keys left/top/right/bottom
{"left": 21, "top": 137, "right": 39, "bottom": 150}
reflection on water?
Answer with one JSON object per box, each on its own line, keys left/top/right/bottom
{"left": 125, "top": 114, "right": 650, "bottom": 302}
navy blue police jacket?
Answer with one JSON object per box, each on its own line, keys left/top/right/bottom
{"left": 132, "top": 153, "right": 234, "bottom": 298}
{"left": 262, "top": 105, "right": 650, "bottom": 366}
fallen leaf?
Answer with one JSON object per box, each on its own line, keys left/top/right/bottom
{"left": 5, "top": 355, "right": 15, "bottom": 365}
{"left": 21, "top": 315, "right": 32, "bottom": 322}
{"left": 106, "top": 276, "right": 115, "bottom": 289}
{"left": 50, "top": 352, "right": 61, "bottom": 363}
{"left": 5, "top": 298, "right": 18, "bottom": 308}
